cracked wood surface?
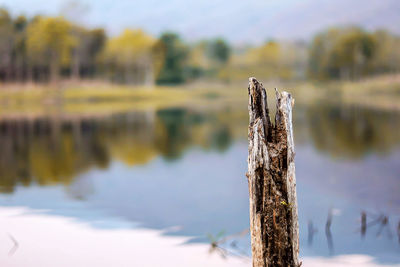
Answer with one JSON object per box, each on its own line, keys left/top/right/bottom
{"left": 247, "top": 77, "right": 299, "bottom": 267}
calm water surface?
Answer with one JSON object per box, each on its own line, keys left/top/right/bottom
{"left": 0, "top": 97, "right": 400, "bottom": 266}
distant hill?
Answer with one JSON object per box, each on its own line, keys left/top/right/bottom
{"left": 2, "top": 0, "right": 400, "bottom": 43}
{"left": 149, "top": 0, "right": 400, "bottom": 43}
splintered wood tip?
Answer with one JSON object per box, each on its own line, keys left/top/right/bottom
{"left": 249, "top": 77, "right": 258, "bottom": 84}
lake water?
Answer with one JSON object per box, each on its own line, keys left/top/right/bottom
{"left": 0, "top": 95, "right": 399, "bottom": 266}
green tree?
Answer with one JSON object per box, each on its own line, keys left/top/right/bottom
{"left": 86, "top": 28, "right": 106, "bottom": 76}
{"left": 247, "top": 40, "right": 280, "bottom": 67}
{"left": 26, "top": 16, "right": 76, "bottom": 83}
{"left": 156, "top": 33, "right": 188, "bottom": 85}
{"left": 0, "top": 8, "right": 14, "bottom": 81}
{"left": 70, "top": 26, "right": 106, "bottom": 80}
{"left": 184, "top": 41, "right": 208, "bottom": 80}
{"left": 308, "top": 27, "right": 379, "bottom": 80}
{"left": 371, "top": 30, "right": 400, "bottom": 74}
{"left": 329, "top": 29, "right": 376, "bottom": 80}
{"left": 183, "top": 39, "right": 231, "bottom": 81}
{"left": 13, "top": 15, "right": 28, "bottom": 81}
{"left": 206, "top": 38, "right": 230, "bottom": 65}
{"left": 242, "top": 40, "right": 292, "bottom": 79}
{"left": 102, "top": 29, "right": 156, "bottom": 84}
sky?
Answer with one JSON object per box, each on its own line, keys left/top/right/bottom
{"left": 0, "top": 0, "right": 399, "bottom": 44}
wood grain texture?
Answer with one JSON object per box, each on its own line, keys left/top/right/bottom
{"left": 247, "top": 77, "right": 299, "bottom": 267}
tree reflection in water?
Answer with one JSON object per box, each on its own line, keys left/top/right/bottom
{"left": 0, "top": 107, "right": 247, "bottom": 192}
{"left": 1, "top": 102, "right": 400, "bottom": 192}
{"left": 305, "top": 102, "right": 400, "bottom": 158}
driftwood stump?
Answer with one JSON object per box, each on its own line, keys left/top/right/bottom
{"left": 247, "top": 77, "right": 300, "bottom": 267}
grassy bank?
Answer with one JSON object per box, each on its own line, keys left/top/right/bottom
{"left": 0, "top": 81, "right": 247, "bottom": 118}
{"left": 0, "top": 75, "right": 399, "bottom": 119}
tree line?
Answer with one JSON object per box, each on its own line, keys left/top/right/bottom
{"left": 308, "top": 27, "right": 400, "bottom": 80}
{"left": 0, "top": 7, "right": 399, "bottom": 85}
{"left": 0, "top": 8, "right": 231, "bottom": 85}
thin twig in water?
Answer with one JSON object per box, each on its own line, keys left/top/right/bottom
{"left": 207, "top": 229, "right": 250, "bottom": 259}
{"left": 376, "top": 216, "right": 392, "bottom": 239}
{"left": 8, "top": 233, "right": 19, "bottom": 256}
{"left": 397, "top": 221, "right": 400, "bottom": 245}
{"left": 325, "top": 209, "right": 334, "bottom": 255}
{"left": 308, "top": 220, "right": 317, "bottom": 247}
{"left": 361, "top": 211, "right": 367, "bottom": 239}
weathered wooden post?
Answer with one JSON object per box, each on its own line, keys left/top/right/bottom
{"left": 247, "top": 77, "right": 300, "bottom": 267}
